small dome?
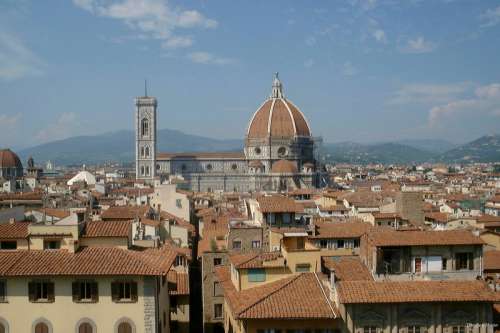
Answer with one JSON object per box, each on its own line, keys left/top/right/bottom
{"left": 249, "top": 160, "right": 264, "bottom": 168}
{"left": 0, "top": 149, "right": 23, "bottom": 169}
{"left": 247, "top": 73, "right": 311, "bottom": 140}
{"left": 271, "top": 160, "right": 298, "bottom": 174}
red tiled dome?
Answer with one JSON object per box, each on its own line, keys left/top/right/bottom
{"left": 246, "top": 74, "right": 311, "bottom": 139}
{"left": 0, "top": 149, "right": 23, "bottom": 169}
{"left": 271, "top": 160, "right": 298, "bottom": 174}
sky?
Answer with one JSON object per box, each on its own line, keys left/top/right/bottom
{"left": 1, "top": 0, "right": 500, "bottom": 149}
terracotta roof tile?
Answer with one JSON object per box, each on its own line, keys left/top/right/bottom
{"left": 312, "top": 221, "right": 371, "bottom": 239}
{"left": 0, "top": 246, "right": 176, "bottom": 276}
{"left": 82, "top": 220, "right": 131, "bottom": 238}
{"left": 229, "top": 252, "right": 283, "bottom": 269}
{"left": 257, "top": 195, "right": 301, "bottom": 213}
{"left": 323, "top": 257, "right": 373, "bottom": 281}
{"left": 169, "top": 271, "right": 190, "bottom": 295}
{"left": 368, "top": 230, "right": 484, "bottom": 247}
{"left": 0, "top": 221, "right": 29, "bottom": 239}
{"left": 337, "top": 280, "right": 499, "bottom": 304}
{"left": 216, "top": 267, "right": 336, "bottom": 319}
{"left": 101, "top": 205, "right": 151, "bottom": 220}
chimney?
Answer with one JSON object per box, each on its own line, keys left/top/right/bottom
{"left": 9, "top": 218, "right": 15, "bottom": 224}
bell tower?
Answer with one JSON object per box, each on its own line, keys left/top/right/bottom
{"left": 135, "top": 82, "right": 157, "bottom": 181}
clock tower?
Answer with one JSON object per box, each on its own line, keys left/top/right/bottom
{"left": 135, "top": 86, "right": 157, "bottom": 182}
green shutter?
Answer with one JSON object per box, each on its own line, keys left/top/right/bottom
{"left": 248, "top": 269, "right": 266, "bottom": 282}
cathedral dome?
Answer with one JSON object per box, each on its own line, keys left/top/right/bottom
{"left": 0, "top": 149, "right": 23, "bottom": 170}
{"left": 246, "top": 73, "right": 311, "bottom": 139}
{"left": 271, "top": 159, "right": 298, "bottom": 174}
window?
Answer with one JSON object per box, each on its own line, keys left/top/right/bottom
{"left": 176, "top": 199, "right": 182, "bottom": 208}
{"left": 248, "top": 268, "right": 266, "bottom": 282}
{"left": 364, "top": 326, "right": 378, "bottom": 333}
{"left": 0, "top": 280, "right": 6, "bottom": 302}
{"left": 145, "top": 146, "right": 150, "bottom": 157}
{"left": 181, "top": 164, "right": 187, "bottom": 171}
{"left": 407, "top": 326, "right": 425, "bottom": 333}
{"left": 337, "top": 239, "right": 345, "bottom": 249}
{"left": 43, "top": 240, "right": 60, "bottom": 250}
{"left": 117, "top": 322, "right": 133, "bottom": 333}
{"left": 141, "top": 166, "right": 145, "bottom": 175}
{"left": 141, "top": 118, "right": 149, "bottom": 137}
{"left": 0, "top": 241, "right": 17, "bottom": 250}
{"left": 452, "top": 326, "right": 467, "bottom": 333}
{"left": 34, "top": 322, "right": 50, "bottom": 333}
{"left": 214, "top": 303, "right": 223, "bottom": 319}
{"left": 232, "top": 240, "right": 242, "bottom": 250}
{"left": 455, "top": 252, "right": 473, "bottom": 270}
{"left": 78, "top": 322, "right": 94, "bottom": 333}
{"left": 213, "top": 258, "right": 222, "bottom": 266}
{"left": 206, "top": 164, "right": 213, "bottom": 171}
{"left": 319, "top": 240, "right": 328, "bottom": 248}
{"left": 254, "top": 147, "right": 261, "bottom": 155}
{"left": 231, "top": 164, "right": 237, "bottom": 170}
{"left": 140, "top": 147, "right": 145, "bottom": 157}
{"left": 296, "top": 264, "right": 311, "bottom": 272}
{"left": 72, "top": 281, "right": 98, "bottom": 303}
{"left": 213, "top": 281, "right": 223, "bottom": 296}
{"left": 251, "top": 240, "right": 261, "bottom": 248}
{"left": 111, "top": 281, "right": 137, "bottom": 303}
{"left": 277, "top": 146, "right": 287, "bottom": 156}
{"left": 0, "top": 322, "right": 6, "bottom": 333}
{"left": 442, "top": 258, "right": 447, "bottom": 270}
{"left": 28, "top": 281, "right": 54, "bottom": 303}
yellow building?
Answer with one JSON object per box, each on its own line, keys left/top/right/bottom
{"left": 0, "top": 217, "right": 179, "bottom": 333}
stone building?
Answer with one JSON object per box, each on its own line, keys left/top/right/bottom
{"left": 135, "top": 74, "right": 325, "bottom": 191}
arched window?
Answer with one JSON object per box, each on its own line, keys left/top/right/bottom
{"left": 140, "top": 147, "right": 144, "bottom": 157}
{"left": 34, "top": 322, "right": 49, "bottom": 333}
{"left": 0, "top": 320, "right": 7, "bottom": 333}
{"left": 117, "top": 322, "right": 133, "bottom": 333}
{"left": 141, "top": 118, "right": 149, "bottom": 137}
{"left": 140, "top": 166, "right": 145, "bottom": 176}
{"left": 146, "top": 166, "right": 150, "bottom": 176}
{"left": 78, "top": 323, "right": 93, "bottom": 333}
{"left": 145, "top": 146, "right": 150, "bottom": 157}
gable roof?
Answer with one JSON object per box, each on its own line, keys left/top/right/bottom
{"left": 323, "top": 256, "right": 373, "bottom": 281}
{"left": 81, "top": 220, "right": 131, "bottom": 238}
{"left": 0, "top": 246, "right": 176, "bottom": 277}
{"left": 367, "top": 230, "right": 484, "bottom": 247}
{"left": 229, "top": 252, "right": 283, "bottom": 269}
{"left": 311, "top": 220, "right": 371, "bottom": 239}
{"left": 216, "top": 267, "right": 337, "bottom": 320}
{"left": 337, "top": 280, "right": 499, "bottom": 304}
{"left": 0, "top": 221, "right": 30, "bottom": 239}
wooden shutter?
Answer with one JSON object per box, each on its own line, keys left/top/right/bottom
{"left": 47, "top": 282, "right": 55, "bottom": 302}
{"left": 28, "top": 282, "right": 36, "bottom": 302}
{"left": 72, "top": 281, "right": 80, "bottom": 302}
{"left": 111, "top": 282, "right": 119, "bottom": 302}
{"left": 130, "top": 281, "right": 138, "bottom": 302}
{"left": 90, "top": 282, "right": 99, "bottom": 303}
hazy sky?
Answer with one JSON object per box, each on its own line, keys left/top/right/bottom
{"left": 1, "top": 0, "right": 500, "bottom": 149}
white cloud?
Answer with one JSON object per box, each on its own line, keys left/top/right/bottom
{"left": 341, "top": 61, "right": 358, "bottom": 76}
{"left": 480, "top": 6, "right": 500, "bottom": 28}
{"left": 0, "top": 31, "right": 45, "bottom": 80}
{"left": 388, "top": 82, "right": 471, "bottom": 105}
{"left": 73, "top": 0, "right": 217, "bottom": 49}
{"left": 304, "top": 59, "right": 314, "bottom": 68}
{"left": 162, "top": 35, "right": 193, "bottom": 49}
{"left": 36, "top": 112, "right": 80, "bottom": 143}
{"left": 305, "top": 36, "right": 316, "bottom": 46}
{"left": 400, "top": 36, "right": 436, "bottom": 54}
{"left": 428, "top": 83, "right": 500, "bottom": 126}
{"left": 372, "top": 29, "right": 387, "bottom": 43}
{"left": 0, "top": 113, "right": 22, "bottom": 147}
{"left": 187, "top": 52, "right": 234, "bottom": 65}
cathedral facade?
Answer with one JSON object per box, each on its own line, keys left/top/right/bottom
{"left": 135, "top": 74, "right": 323, "bottom": 192}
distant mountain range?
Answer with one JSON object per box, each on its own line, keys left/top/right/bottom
{"left": 16, "top": 130, "right": 499, "bottom": 166}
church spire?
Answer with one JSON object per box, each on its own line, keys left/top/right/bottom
{"left": 271, "top": 72, "right": 284, "bottom": 99}
{"left": 144, "top": 79, "right": 148, "bottom": 97}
